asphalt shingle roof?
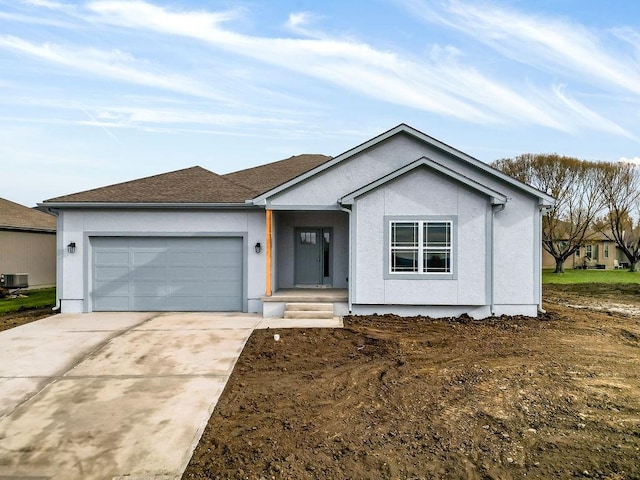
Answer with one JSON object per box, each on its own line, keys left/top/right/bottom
{"left": 45, "top": 166, "right": 258, "bottom": 204}
{"left": 224, "top": 154, "right": 332, "bottom": 195}
{"left": 44, "top": 155, "right": 332, "bottom": 205}
{"left": 0, "top": 197, "right": 56, "bottom": 232}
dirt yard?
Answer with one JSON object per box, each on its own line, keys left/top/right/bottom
{"left": 184, "top": 284, "right": 640, "bottom": 480}
{"left": 0, "top": 307, "right": 54, "bottom": 332}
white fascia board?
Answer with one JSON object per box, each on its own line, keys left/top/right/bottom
{"left": 251, "top": 123, "right": 554, "bottom": 205}
{"left": 40, "top": 202, "right": 259, "bottom": 210}
{"left": 340, "top": 157, "right": 509, "bottom": 206}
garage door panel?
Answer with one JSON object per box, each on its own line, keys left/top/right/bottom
{"left": 204, "top": 254, "right": 241, "bottom": 267}
{"left": 167, "top": 281, "right": 205, "bottom": 295}
{"left": 92, "top": 237, "right": 243, "bottom": 312}
{"left": 133, "top": 296, "right": 167, "bottom": 311}
{"left": 207, "top": 280, "right": 242, "bottom": 296}
{"left": 95, "top": 280, "right": 130, "bottom": 296}
{"left": 168, "top": 252, "right": 204, "bottom": 265}
{"left": 95, "top": 266, "right": 129, "bottom": 281}
{"left": 131, "top": 266, "right": 168, "bottom": 281}
{"left": 132, "top": 281, "right": 166, "bottom": 296}
{"left": 132, "top": 251, "right": 166, "bottom": 266}
{"left": 203, "top": 266, "right": 242, "bottom": 281}
{"left": 94, "top": 295, "right": 131, "bottom": 311}
{"left": 204, "top": 297, "right": 241, "bottom": 310}
{"left": 168, "top": 266, "right": 206, "bottom": 281}
{"left": 95, "top": 251, "right": 129, "bottom": 264}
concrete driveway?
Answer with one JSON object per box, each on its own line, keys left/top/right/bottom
{"left": 0, "top": 311, "right": 261, "bottom": 480}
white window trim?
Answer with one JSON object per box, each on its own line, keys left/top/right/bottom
{"left": 384, "top": 215, "right": 457, "bottom": 280}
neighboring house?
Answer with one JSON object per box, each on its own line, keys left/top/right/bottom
{"left": 542, "top": 232, "right": 626, "bottom": 270}
{"left": 0, "top": 197, "right": 56, "bottom": 289}
{"left": 42, "top": 124, "right": 554, "bottom": 318}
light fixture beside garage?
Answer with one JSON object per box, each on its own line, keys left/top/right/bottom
{"left": 67, "top": 242, "right": 76, "bottom": 254}
{"left": 254, "top": 242, "right": 262, "bottom": 254}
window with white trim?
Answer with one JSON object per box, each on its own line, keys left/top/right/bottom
{"left": 389, "top": 220, "right": 452, "bottom": 274}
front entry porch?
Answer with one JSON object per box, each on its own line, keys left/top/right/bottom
{"left": 262, "top": 288, "right": 349, "bottom": 319}
{"left": 262, "top": 209, "right": 349, "bottom": 319}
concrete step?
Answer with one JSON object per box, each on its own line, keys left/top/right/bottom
{"left": 285, "top": 302, "right": 333, "bottom": 312}
{"left": 284, "top": 310, "right": 335, "bottom": 319}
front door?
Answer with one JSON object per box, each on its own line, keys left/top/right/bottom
{"left": 295, "top": 228, "right": 332, "bottom": 286}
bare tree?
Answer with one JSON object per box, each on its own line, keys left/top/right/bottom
{"left": 493, "top": 154, "right": 606, "bottom": 273}
{"left": 598, "top": 162, "right": 640, "bottom": 271}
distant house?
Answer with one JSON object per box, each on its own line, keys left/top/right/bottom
{"left": 542, "top": 231, "right": 626, "bottom": 270}
{"left": 43, "top": 124, "right": 554, "bottom": 318}
{"left": 0, "top": 197, "right": 56, "bottom": 289}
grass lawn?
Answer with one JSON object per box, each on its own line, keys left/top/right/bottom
{"left": 0, "top": 287, "right": 56, "bottom": 314}
{"left": 543, "top": 268, "right": 640, "bottom": 284}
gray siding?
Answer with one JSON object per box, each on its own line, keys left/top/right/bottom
{"left": 0, "top": 230, "right": 56, "bottom": 288}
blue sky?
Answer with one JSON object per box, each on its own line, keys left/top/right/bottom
{"left": 1, "top": 0, "right": 639, "bottom": 207}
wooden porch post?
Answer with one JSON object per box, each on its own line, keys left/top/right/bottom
{"left": 265, "top": 209, "right": 273, "bottom": 296}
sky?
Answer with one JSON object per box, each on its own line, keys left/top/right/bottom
{"left": 1, "top": 0, "right": 639, "bottom": 207}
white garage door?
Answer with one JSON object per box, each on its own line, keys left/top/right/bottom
{"left": 92, "top": 237, "right": 243, "bottom": 311}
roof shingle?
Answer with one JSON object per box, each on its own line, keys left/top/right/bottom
{"left": 43, "top": 155, "right": 332, "bottom": 205}
{"left": 0, "top": 197, "right": 56, "bottom": 232}
{"left": 45, "top": 166, "right": 258, "bottom": 204}
{"left": 223, "top": 154, "right": 332, "bottom": 195}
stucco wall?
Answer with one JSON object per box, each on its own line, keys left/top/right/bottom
{"left": 353, "top": 168, "right": 488, "bottom": 305}
{"left": 57, "top": 209, "right": 265, "bottom": 313}
{"left": 0, "top": 230, "right": 56, "bottom": 288}
{"left": 269, "top": 133, "right": 541, "bottom": 315}
{"left": 275, "top": 211, "right": 349, "bottom": 288}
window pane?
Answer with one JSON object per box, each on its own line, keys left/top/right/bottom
{"left": 392, "top": 222, "right": 418, "bottom": 247}
{"left": 391, "top": 249, "right": 418, "bottom": 272}
{"left": 425, "top": 222, "right": 450, "bottom": 247}
{"left": 300, "top": 232, "right": 317, "bottom": 245}
{"left": 424, "top": 250, "right": 450, "bottom": 273}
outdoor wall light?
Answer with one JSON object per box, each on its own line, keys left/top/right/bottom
{"left": 67, "top": 242, "right": 76, "bottom": 254}
{"left": 254, "top": 242, "right": 262, "bottom": 254}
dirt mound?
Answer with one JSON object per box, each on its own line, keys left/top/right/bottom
{"left": 184, "top": 286, "right": 640, "bottom": 479}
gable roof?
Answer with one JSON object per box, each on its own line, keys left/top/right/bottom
{"left": 340, "top": 157, "right": 509, "bottom": 206}
{"left": 44, "top": 166, "right": 258, "bottom": 205}
{"left": 224, "top": 154, "right": 331, "bottom": 195}
{"left": 252, "top": 124, "right": 555, "bottom": 206}
{"left": 0, "top": 197, "right": 56, "bottom": 232}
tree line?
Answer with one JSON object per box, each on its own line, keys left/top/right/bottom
{"left": 492, "top": 154, "right": 640, "bottom": 273}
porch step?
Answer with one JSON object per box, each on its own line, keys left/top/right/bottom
{"left": 284, "top": 302, "right": 334, "bottom": 319}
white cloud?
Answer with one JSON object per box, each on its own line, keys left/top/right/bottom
{"left": 285, "top": 12, "right": 325, "bottom": 38}
{"left": 86, "top": 0, "right": 597, "bottom": 130}
{"left": 0, "top": 35, "right": 229, "bottom": 102}
{"left": 402, "top": 0, "right": 640, "bottom": 96}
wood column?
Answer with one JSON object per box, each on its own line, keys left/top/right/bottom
{"left": 265, "top": 209, "right": 273, "bottom": 296}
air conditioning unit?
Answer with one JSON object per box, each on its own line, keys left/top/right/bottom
{"left": 0, "top": 273, "right": 29, "bottom": 289}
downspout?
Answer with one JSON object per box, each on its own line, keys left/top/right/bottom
{"left": 46, "top": 207, "right": 62, "bottom": 311}
{"left": 339, "top": 204, "right": 353, "bottom": 313}
{"left": 490, "top": 202, "right": 507, "bottom": 316}
{"left": 537, "top": 204, "right": 552, "bottom": 314}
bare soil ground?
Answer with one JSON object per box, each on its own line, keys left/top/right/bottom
{"left": 0, "top": 307, "right": 54, "bottom": 332}
{"left": 184, "top": 284, "right": 640, "bottom": 480}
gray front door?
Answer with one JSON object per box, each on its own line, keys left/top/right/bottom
{"left": 294, "top": 228, "right": 332, "bottom": 286}
{"left": 92, "top": 237, "right": 243, "bottom": 311}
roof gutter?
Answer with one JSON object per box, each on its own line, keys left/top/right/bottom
{"left": 39, "top": 202, "right": 258, "bottom": 210}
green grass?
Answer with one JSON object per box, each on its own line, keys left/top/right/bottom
{"left": 543, "top": 268, "right": 640, "bottom": 284}
{"left": 0, "top": 287, "right": 56, "bottom": 314}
